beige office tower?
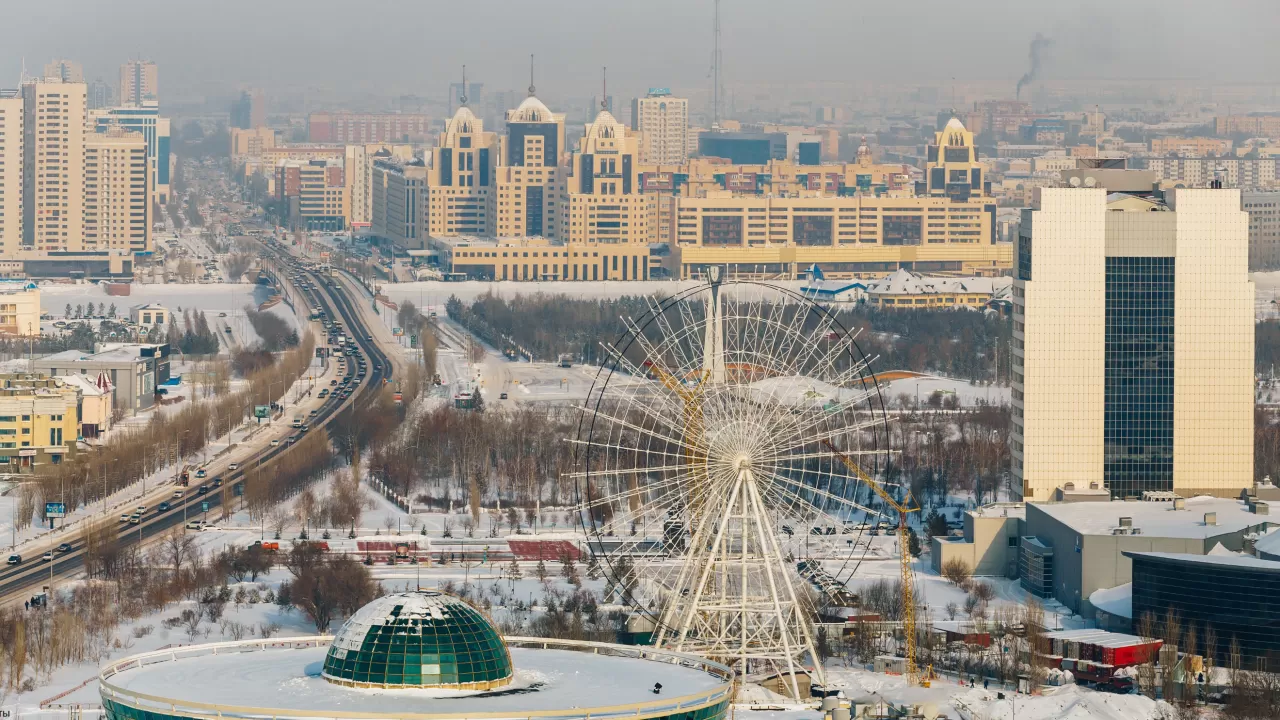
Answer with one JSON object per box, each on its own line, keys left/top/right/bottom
{"left": 44, "top": 59, "right": 83, "bottom": 83}
{"left": 345, "top": 143, "right": 413, "bottom": 227}
{"left": 119, "top": 60, "right": 157, "bottom": 106}
{"left": 496, "top": 95, "right": 566, "bottom": 238}
{"left": 22, "top": 80, "right": 86, "bottom": 252}
{"left": 1012, "top": 187, "right": 1253, "bottom": 502}
{"left": 0, "top": 90, "right": 21, "bottom": 256}
{"left": 427, "top": 106, "right": 499, "bottom": 236}
{"left": 563, "top": 109, "right": 655, "bottom": 246}
{"left": 84, "top": 127, "right": 151, "bottom": 253}
{"left": 631, "top": 90, "right": 688, "bottom": 165}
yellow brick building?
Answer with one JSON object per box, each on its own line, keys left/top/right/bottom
{"left": 438, "top": 236, "right": 655, "bottom": 281}
{"left": 0, "top": 374, "right": 81, "bottom": 472}
{"left": 563, "top": 109, "right": 656, "bottom": 244}
{"left": 427, "top": 105, "right": 499, "bottom": 237}
{"left": 494, "top": 95, "right": 566, "bottom": 239}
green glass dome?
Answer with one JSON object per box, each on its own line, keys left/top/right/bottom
{"left": 321, "top": 591, "right": 512, "bottom": 690}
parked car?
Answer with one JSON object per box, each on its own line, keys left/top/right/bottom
{"left": 185, "top": 521, "right": 205, "bottom": 530}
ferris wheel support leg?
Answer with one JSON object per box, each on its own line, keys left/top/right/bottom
{"left": 666, "top": 475, "right": 742, "bottom": 652}
{"left": 746, "top": 471, "right": 828, "bottom": 695}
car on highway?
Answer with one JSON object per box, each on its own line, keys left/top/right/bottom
{"left": 41, "top": 552, "right": 53, "bottom": 562}
{"left": 56, "top": 543, "right": 72, "bottom": 553}
{"left": 318, "top": 389, "right": 329, "bottom": 398}
{"left": 228, "top": 462, "right": 239, "bottom": 471}
{"left": 195, "top": 468, "right": 207, "bottom": 478}
{"left": 270, "top": 438, "right": 280, "bottom": 447}
{"left": 158, "top": 502, "right": 171, "bottom": 512}
{"left": 500, "top": 392, "right": 508, "bottom": 400}
{"left": 6, "top": 554, "right": 20, "bottom": 565}
{"left": 172, "top": 490, "right": 184, "bottom": 498}
{"left": 330, "top": 379, "right": 339, "bottom": 386}
{"left": 213, "top": 477, "right": 224, "bottom": 487}
{"left": 197, "top": 485, "right": 209, "bottom": 494}
{"left": 120, "top": 513, "right": 131, "bottom": 522}
{"left": 308, "top": 409, "right": 317, "bottom": 417}
{"left": 128, "top": 515, "right": 141, "bottom": 525}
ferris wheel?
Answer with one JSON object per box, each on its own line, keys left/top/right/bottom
{"left": 570, "top": 269, "right": 894, "bottom": 698}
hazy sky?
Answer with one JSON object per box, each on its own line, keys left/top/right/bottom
{"left": 4, "top": 0, "right": 1278, "bottom": 103}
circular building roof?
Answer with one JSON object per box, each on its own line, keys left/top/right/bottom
{"left": 322, "top": 591, "right": 512, "bottom": 690}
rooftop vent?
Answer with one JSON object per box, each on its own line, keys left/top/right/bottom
{"left": 1204, "top": 512, "right": 1218, "bottom": 527}
{"left": 1173, "top": 497, "right": 1186, "bottom": 511}
{"left": 1255, "top": 502, "right": 1270, "bottom": 516}
{"left": 1119, "top": 517, "right": 1133, "bottom": 528}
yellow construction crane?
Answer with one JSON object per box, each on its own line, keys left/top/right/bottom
{"left": 822, "top": 439, "right": 925, "bottom": 686}
{"left": 644, "top": 361, "right": 710, "bottom": 524}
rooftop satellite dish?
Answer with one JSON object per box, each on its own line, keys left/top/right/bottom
{"left": 1069, "top": 176, "right": 1082, "bottom": 187}
{"left": 1084, "top": 176, "right": 1098, "bottom": 188}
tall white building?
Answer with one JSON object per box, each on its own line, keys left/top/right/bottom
{"left": 22, "top": 79, "right": 86, "bottom": 253}
{"left": 0, "top": 90, "right": 21, "bottom": 257}
{"left": 1012, "top": 185, "right": 1254, "bottom": 502}
{"left": 119, "top": 60, "right": 157, "bottom": 106}
{"left": 631, "top": 89, "right": 688, "bottom": 165}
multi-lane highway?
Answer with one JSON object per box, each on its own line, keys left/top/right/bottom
{"left": 0, "top": 244, "right": 393, "bottom": 604}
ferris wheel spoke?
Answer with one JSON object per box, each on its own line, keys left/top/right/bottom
{"left": 569, "top": 405, "right": 691, "bottom": 453}
{"left": 757, "top": 467, "right": 884, "bottom": 519}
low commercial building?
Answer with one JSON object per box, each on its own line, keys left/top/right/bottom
{"left": 128, "top": 303, "right": 169, "bottom": 326}
{"left": 1127, "top": 551, "right": 1280, "bottom": 669}
{"left": 59, "top": 372, "right": 112, "bottom": 439}
{"left": 0, "top": 282, "right": 40, "bottom": 335}
{"left": 930, "top": 503, "right": 1024, "bottom": 577}
{"left": 0, "top": 373, "right": 82, "bottom": 472}
{"left": 1023, "top": 497, "right": 1277, "bottom": 617}
{"left": 435, "top": 236, "right": 657, "bottom": 281}
{"left": 35, "top": 343, "right": 171, "bottom": 414}
{"left": 865, "top": 269, "right": 1011, "bottom": 310}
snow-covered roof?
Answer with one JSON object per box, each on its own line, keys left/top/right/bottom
{"left": 103, "top": 642, "right": 728, "bottom": 716}
{"left": 1123, "top": 550, "right": 1280, "bottom": 573}
{"left": 1088, "top": 583, "right": 1132, "bottom": 619}
{"left": 510, "top": 95, "right": 553, "bottom": 123}
{"left": 1034, "top": 496, "right": 1276, "bottom": 539}
{"left": 865, "top": 269, "right": 1011, "bottom": 297}
{"left": 1254, "top": 526, "right": 1280, "bottom": 557}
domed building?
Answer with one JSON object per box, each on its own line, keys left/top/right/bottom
{"left": 99, "top": 591, "right": 732, "bottom": 720}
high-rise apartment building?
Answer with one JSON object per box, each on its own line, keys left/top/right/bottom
{"left": 1244, "top": 189, "right": 1280, "bottom": 271}
{"left": 22, "top": 79, "right": 86, "bottom": 252}
{"left": 1012, "top": 186, "right": 1253, "bottom": 502}
{"left": 496, "top": 94, "right": 565, "bottom": 238}
{"left": 43, "top": 59, "right": 83, "bottom": 83}
{"left": 231, "top": 89, "right": 267, "bottom": 130}
{"left": 631, "top": 89, "right": 689, "bottom": 165}
{"left": 563, "top": 109, "right": 654, "bottom": 246}
{"left": 84, "top": 127, "right": 150, "bottom": 253}
{"left": 276, "top": 160, "right": 347, "bottom": 231}
{"left": 427, "top": 106, "right": 498, "bottom": 237}
{"left": 371, "top": 158, "right": 427, "bottom": 249}
{"left": 87, "top": 79, "right": 113, "bottom": 110}
{"left": 119, "top": 60, "right": 157, "bottom": 106}
{"left": 346, "top": 143, "right": 414, "bottom": 228}
{"left": 0, "top": 90, "right": 21, "bottom": 257}
{"left": 91, "top": 102, "right": 171, "bottom": 204}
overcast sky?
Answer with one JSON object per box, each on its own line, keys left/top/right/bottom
{"left": 3, "top": 0, "right": 1278, "bottom": 102}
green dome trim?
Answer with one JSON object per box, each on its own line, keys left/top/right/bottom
{"left": 321, "top": 591, "right": 512, "bottom": 690}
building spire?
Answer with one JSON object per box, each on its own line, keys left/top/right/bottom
{"left": 528, "top": 54, "right": 536, "bottom": 97}
{"left": 600, "top": 66, "right": 608, "bottom": 112}
{"left": 459, "top": 65, "right": 468, "bottom": 106}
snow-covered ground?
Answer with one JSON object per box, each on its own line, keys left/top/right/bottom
{"left": 882, "top": 375, "right": 1010, "bottom": 408}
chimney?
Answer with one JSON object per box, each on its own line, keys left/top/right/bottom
{"left": 1204, "top": 512, "right": 1217, "bottom": 526}
{"left": 1173, "top": 497, "right": 1186, "bottom": 511}
{"left": 1119, "top": 517, "right": 1133, "bottom": 528}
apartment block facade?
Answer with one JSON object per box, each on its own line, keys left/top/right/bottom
{"left": 119, "top": 60, "right": 157, "bottom": 106}
{"left": 427, "top": 106, "right": 498, "bottom": 237}
{"left": 22, "top": 79, "right": 86, "bottom": 252}
{"left": 496, "top": 96, "right": 566, "bottom": 239}
{"left": 84, "top": 127, "right": 150, "bottom": 253}
{"left": 632, "top": 89, "right": 689, "bottom": 165}
{"left": 0, "top": 90, "right": 21, "bottom": 256}
{"left": 307, "top": 112, "right": 431, "bottom": 144}
{"left": 1012, "top": 187, "right": 1253, "bottom": 502}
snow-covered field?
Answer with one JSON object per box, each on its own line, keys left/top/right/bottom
{"left": 882, "top": 375, "right": 1010, "bottom": 408}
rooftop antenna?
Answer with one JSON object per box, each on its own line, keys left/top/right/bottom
{"left": 459, "top": 65, "right": 468, "bottom": 107}
{"left": 600, "top": 66, "right": 608, "bottom": 112}
{"left": 528, "top": 54, "right": 536, "bottom": 98}
{"left": 19, "top": 56, "right": 27, "bottom": 85}
{"left": 712, "top": 0, "right": 722, "bottom": 128}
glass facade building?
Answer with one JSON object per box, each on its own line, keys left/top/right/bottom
{"left": 1104, "top": 256, "right": 1175, "bottom": 498}
{"left": 322, "top": 591, "right": 512, "bottom": 690}
{"left": 1128, "top": 552, "right": 1280, "bottom": 670}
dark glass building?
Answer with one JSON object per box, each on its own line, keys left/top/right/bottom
{"left": 1127, "top": 551, "right": 1280, "bottom": 669}
{"left": 698, "top": 132, "right": 786, "bottom": 164}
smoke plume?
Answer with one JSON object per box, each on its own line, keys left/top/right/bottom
{"left": 1015, "top": 33, "right": 1052, "bottom": 100}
